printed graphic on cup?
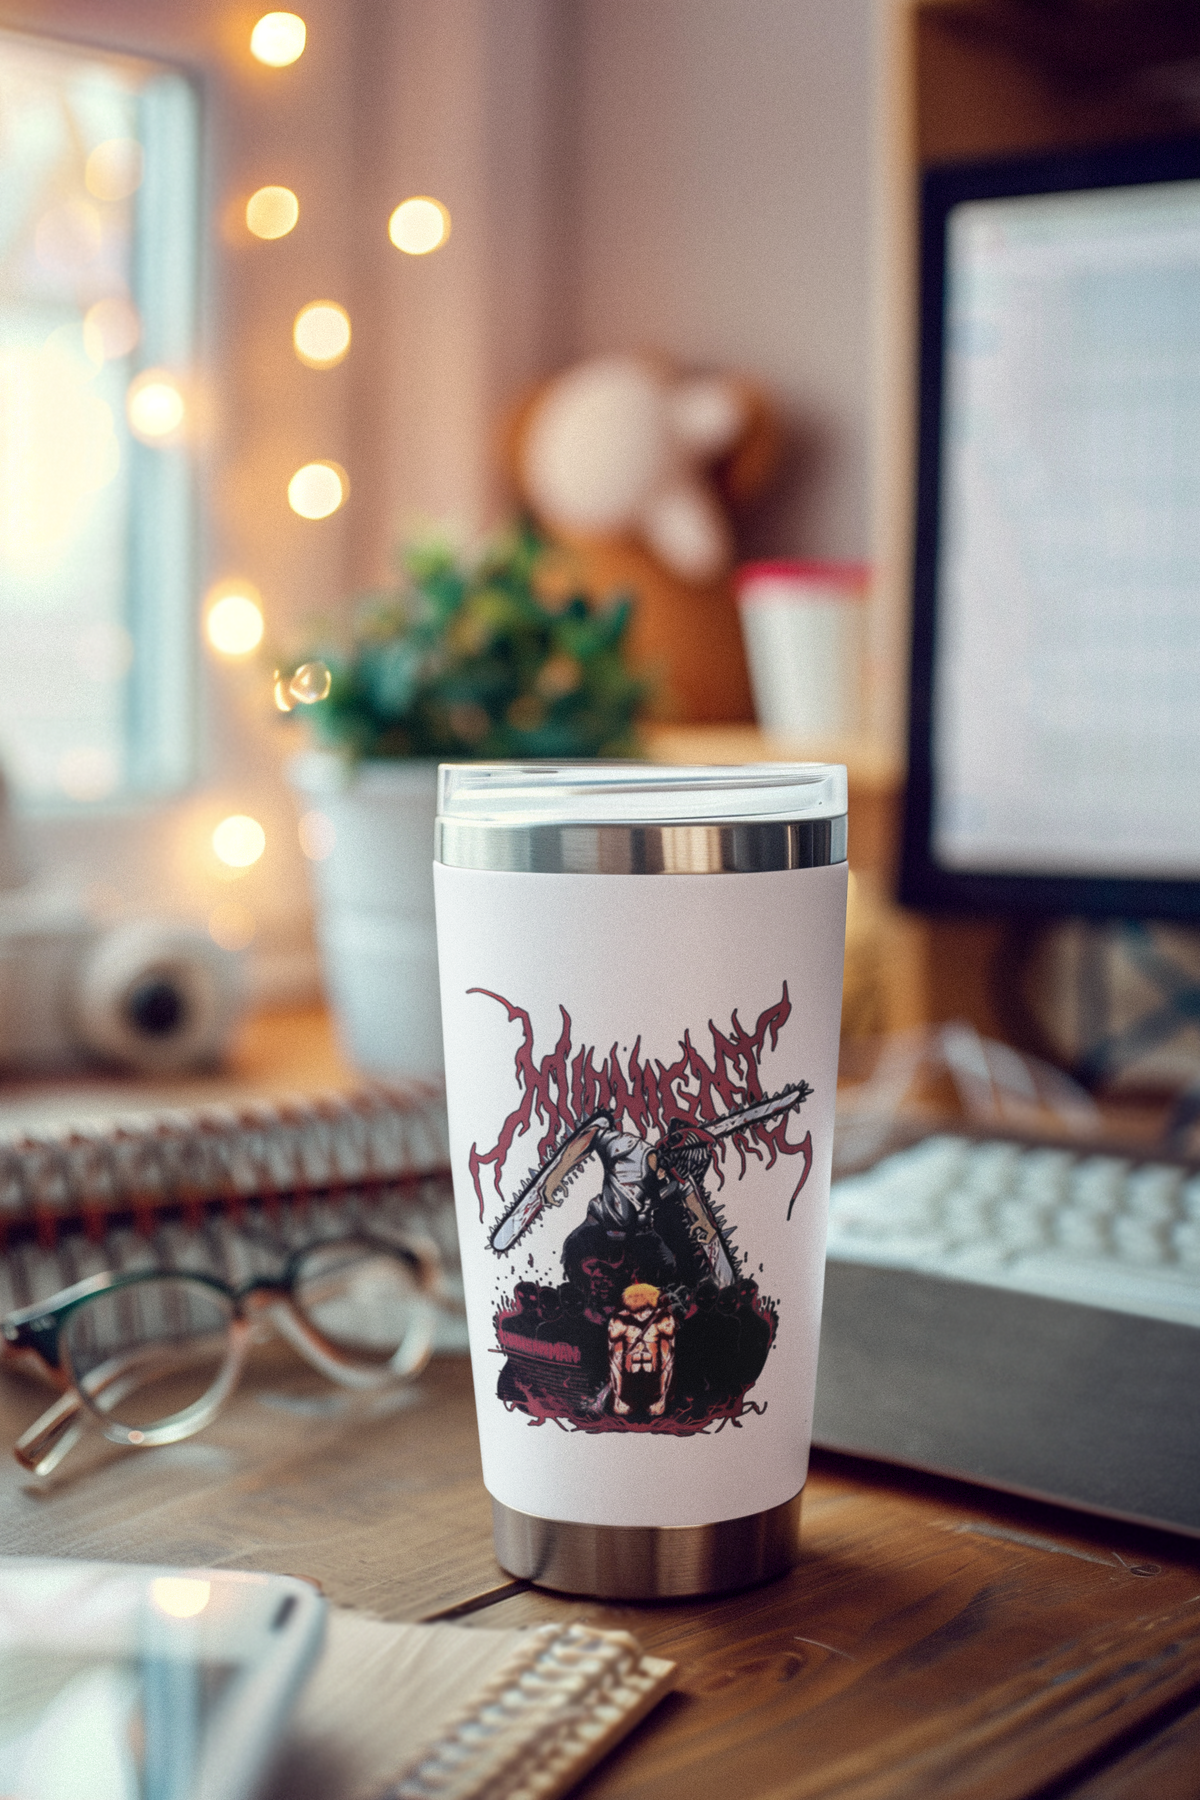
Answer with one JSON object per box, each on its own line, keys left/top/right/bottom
{"left": 470, "top": 982, "right": 815, "bottom": 1434}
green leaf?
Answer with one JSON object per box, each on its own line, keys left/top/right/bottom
{"left": 279, "top": 522, "right": 652, "bottom": 762}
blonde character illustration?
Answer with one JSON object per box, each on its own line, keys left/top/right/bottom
{"left": 608, "top": 1283, "right": 676, "bottom": 1418}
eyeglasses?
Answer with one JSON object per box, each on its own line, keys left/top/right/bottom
{"left": 1, "top": 1234, "right": 443, "bottom": 1476}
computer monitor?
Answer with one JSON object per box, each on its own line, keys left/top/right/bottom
{"left": 901, "top": 137, "right": 1200, "bottom": 922}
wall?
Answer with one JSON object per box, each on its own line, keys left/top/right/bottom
{"left": 339, "top": 0, "right": 880, "bottom": 579}
{"left": 0, "top": 0, "right": 577, "bottom": 1004}
{"left": 0, "top": 0, "right": 881, "bottom": 1016}
{"left": 567, "top": 0, "right": 876, "bottom": 568}
{"left": 344, "top": 0, "right": 576, "bottom": 587}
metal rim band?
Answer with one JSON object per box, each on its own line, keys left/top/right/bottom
{"left": 435, "top": 816, "right": 847, "bottom": 875}
{"left": 491, "top": 1492, "right": 803, "bottom": 1599}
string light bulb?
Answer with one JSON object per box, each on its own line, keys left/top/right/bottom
{"left": 205, "top": 583, "right": 264, "bottom": 656}
{"left": 246, "top": 186, "right": 299, "bottom": 240}
{"left": 126, "top": 369, "right": 185, "bottom": 442}
{"left": 293, "top": 301, "right": 351, "bottom": 368}
{"left": 288, "top": 660, "right": 331, "bottom": 702}
{"left": 250, "top": 12, "right": 306, "bottom": 66}
{"left": 287, "top": 461, "right": 347, "bottom": 519}
{"left": 388, "top": 196, "right": 451, "bottom": 256}
{"left": 212, "top": 814, "right": 266, "bottom": 869}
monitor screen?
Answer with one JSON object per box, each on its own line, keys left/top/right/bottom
{"left": 902, "top": 140, "right": 1200, "bottom": 919}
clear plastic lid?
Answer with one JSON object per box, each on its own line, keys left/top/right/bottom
{"left": 436, "top": 762, "right": 847, "bottom": 826}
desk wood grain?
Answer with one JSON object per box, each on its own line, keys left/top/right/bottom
{"left": 461, "top": 1454, "right": 1200, "bottom": 1800}
{"left": 4, "top": 1353, "right": 1200, "bottom": 1800}
{"left": 1064, "top": 1700, "right": 1200, "bottom": 1800}
{"left": 0, "top": 1352, "right": 498, "bottom": 1621}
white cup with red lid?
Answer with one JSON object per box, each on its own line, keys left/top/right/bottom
{"left": 735, "top": 560, "right": 869, "bottom": 738}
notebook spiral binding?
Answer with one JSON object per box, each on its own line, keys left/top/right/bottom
{"left": 0, "top": 1084, "right": 449, "bottom": 1237}
{"left": 388, "top": 1623, "right": 674, "bottom": 1800}
{"left": 0, "top": 1085, "right": 465, "bottom": 1340}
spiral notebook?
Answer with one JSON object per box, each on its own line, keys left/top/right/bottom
{"left": 0, "top": 1096, "right": 676, "bottom": 1799}
{"left": 0, "top": 1084, "right": 464, "bottom": 1335}
{"left": 268, "top": 1610, "right": 675, "bottom": 1800}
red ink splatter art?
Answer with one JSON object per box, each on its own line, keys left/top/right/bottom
{"left": 467, "top": 983, "right": 812, "bottom": 1221}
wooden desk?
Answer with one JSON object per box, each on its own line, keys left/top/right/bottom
{"left": 4, "top": 1350, "right": 1200, "bottom": 1800}
{"left": 1, "top": 1001, "right": 1195, "bottom": 1795}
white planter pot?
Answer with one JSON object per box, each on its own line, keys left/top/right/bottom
{"left": 288, "top": 754, "right": 443, "bottom": 1079}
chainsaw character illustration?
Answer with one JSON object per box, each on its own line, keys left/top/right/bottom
{"left": 478, "top": 983, "right": 816, "bottom": 1436}
{"left": 609, "top": 1284, "right": 675, "bottom": 1417}
{"left": 489, "top": 1086, "right": 811, "bottom": 1287}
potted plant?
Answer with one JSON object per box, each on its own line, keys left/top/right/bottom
{"left": 281, "top": 522, "right": 646, "bottom": 1079}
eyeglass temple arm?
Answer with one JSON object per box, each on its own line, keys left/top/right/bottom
{"left": 13, "top": 1322, "right": 254, "bottom": 1476}
{"left": 15, "top": 1389, "right": 86, "bottom": 1477}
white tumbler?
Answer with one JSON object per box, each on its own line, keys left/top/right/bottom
{"left": 434, "top": 763, "right": 847, "bottom": 1598}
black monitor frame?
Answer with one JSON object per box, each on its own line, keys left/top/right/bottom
{"left": 900, "top": 136, "right": 1200, "bottom": 922}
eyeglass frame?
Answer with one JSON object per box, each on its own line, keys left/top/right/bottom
{"left": 1, "top": 1231, "right": 444, "bottom": 1477}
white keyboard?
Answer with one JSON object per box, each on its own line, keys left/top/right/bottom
{"left": 826, "top": 1135, "right": 1200, "bottom": 1329}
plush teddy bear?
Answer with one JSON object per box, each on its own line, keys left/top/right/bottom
{"left": 507, "top": 354, "right": 780, "bottom": 722}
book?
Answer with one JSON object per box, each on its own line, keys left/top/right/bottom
{"left": 265, "top": 1609, "right": 675, "bottom": 1800}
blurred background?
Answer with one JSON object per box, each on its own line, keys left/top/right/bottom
{"left": 0, "top": 0, "right": 876, "bottom": 1016}
{"left": 4, "top": 0, "right": 1200, "bottom": 1111}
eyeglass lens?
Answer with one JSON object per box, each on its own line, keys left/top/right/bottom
{"left": 291, "top": 1241, "right": 431, "bottom": 1367}
{"left": 62, "top": 1276, "right": 236, "bottom": 1434}
{"left": 58, "top": 1243, "right": 432, "bottom": 1435}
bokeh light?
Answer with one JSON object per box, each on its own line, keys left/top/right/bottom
{"left": 293, "top": 301, "right": 351, "bottom": 368}
{"left": 208, "top": 900, "right": 257, "bottom": 951}
{"left": 246, "top": 185, "right": 299, "bottom": 240}
{"left": 288, "top": 660, "right": 331, "bottom": 702}
{"left": 126, "top": 369, "right": 185, "bottom": 442}
{"left": 85, "top": 138, "right": 144, "bottom": 202}
{"left": 83, "top": 296, "right": 141, "bottom": 363}
{"left": 150, "top": 1578, "right": 211, "bottom": 1619}
{"left": 206, "top": 584, "right": 265, "bottom": 656}
{"left": 298, "top": 809, "right": 336, "bottom": 860}
{"left": 212, "top": 814, "right": 266, "bottom": 869}
{"left": 287, "top": 461, "right": 346, "bottom": 519}
{"left": 250, "top": 12, "right": 307, "bottom": 66}
{"left": 388, "top": 196, "right": 451, "bottom": 255}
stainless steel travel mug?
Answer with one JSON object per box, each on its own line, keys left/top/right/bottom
{"left": 434, "top": 763, "right": 848, "bottom": 1598}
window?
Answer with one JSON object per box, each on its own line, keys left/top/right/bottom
{"left": 0, "top": 27, "right": 198, "bottom": 808}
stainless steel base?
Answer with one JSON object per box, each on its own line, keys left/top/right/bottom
{"left": 491, "top": 1491, "right": 804, "bottom": 1599}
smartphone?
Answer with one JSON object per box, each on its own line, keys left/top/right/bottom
{"left": 0, "top": 1557, "right": 327, "bottom": 1800}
